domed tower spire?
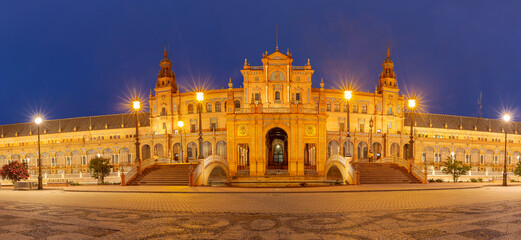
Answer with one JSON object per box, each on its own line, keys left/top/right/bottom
{"left": 157, "top": 44, "right": 177, "bottom": 92}
{"left": 378, "top": 44, "right": 397, "bottom": 93}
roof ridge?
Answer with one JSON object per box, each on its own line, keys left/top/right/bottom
{"left": 0, "top": 112, "right": 150, "bottom": 127}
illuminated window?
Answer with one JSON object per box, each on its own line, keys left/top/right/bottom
{"left": 215, "top": 101, "right": 221, "bottom": 112}
{"left": 188, "top": 104, "right": 194, "bottom": 114}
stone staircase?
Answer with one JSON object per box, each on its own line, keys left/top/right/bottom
{"left": 129, "top": 164, "right": 194, "bottom": 186}
{"left": 358, "top": 163, "right": 421, "bottom": 184}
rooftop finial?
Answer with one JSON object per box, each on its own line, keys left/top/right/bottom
{"left": 276, "top": 24, "right": 279, "bottom": 51}
{"left": 228, "top": 77, "right": 233, "bottom": 88}
{"left": 164, "top": 42, "right": 167, "bottom": 57}
{"left": 387, "top": 42, "right": 390, "bottom": 58}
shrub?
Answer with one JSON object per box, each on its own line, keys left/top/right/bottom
{"left": 442, "top": 156, "right": 471, "bottom": 183}
{"left": 478, "top": 177, "right": 483, "bottom": 182}
{"left": 0, "top": 161, "right": 29, "bottom": 184}
{"left": 470, "top": 178, "right": 478, "bottom": 182}
{"left": 87, "top": 156, "right": 111, "bottom": 184}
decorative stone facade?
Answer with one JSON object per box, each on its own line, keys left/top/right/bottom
{"left": 0, "top": 46, "right": 517, "bottom": 184}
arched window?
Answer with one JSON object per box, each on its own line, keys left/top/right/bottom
{"left": 315, "top": 101, "right": 319, "bottom": 110}
{"left": 188, "top": 104, "right": 194, "bottom": 114}
{"left": 275, "top": 91, "right": 281, "bottom": 101}
{"left": 334, "top": 102, "right": 340, "bottom": 112}
{"left": 326, "top": 102, "right": 331, "bottom": 112}
{"left": 361, "top": 104, "right": 367, "bottom": 114}
{"left": 353, "top": 103, "right": 359, "bottom": 113}
{"left": 224, "top": 101, "right": 227, "bottom": 111}
{"left": 206, "top": 102, "right": 212, "bottom": 113}
{"left": 215, "top": 101, "right": 221, "bottom": 112}
{"left": 234, "top": 100, "right": 241, "bottom": 109}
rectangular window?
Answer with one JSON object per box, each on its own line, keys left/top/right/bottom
{"left": 422, "top": 152, "right": 426, "bottom": 162}
{"left": 254, "top": 93, "right": 260, "bottom": 101}
{"left": 210, "top": 123, "right": 217, "bottom": 131}
{"left": 191, "top": 124, "right": 196, "bottom": 133}
{"left": 51, "top": 157, "right": 57, "bottom": 167}
{"left": 161, "top": 107, "right": 166, "bottom": 116}
{"left": 480, "top": 155, "right": 484, "bottom": 164}
{"left": 66, "top": 156, "right": 71, "bottom": 166}
{"left": 494, "top": 156, "right": 498, "bottom": 164}
{"left": 163, "top": 122, "right": 167, "bottom": 130}
{"left": 81, "top": 156, "right": 87, "bottom": 165}
{"left": 360, "top": 124, "right": 365, "bottom": 133}
{"left": 296, "top": 93, "right": 301, "bottom": 101}
{"left": 388, "top": 122, "right": 392, "bottom": 129}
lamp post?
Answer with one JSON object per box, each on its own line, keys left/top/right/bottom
{"left": 503, "top": 113, "right": 511, "bottom": 186}
{"left": 196, "top": 92, "right": 204, "bottom": 160}
{"left": 133, "top": 100, "right": 142, "bottom": 174}
{"left": 34, "top": 116, "right": 43, "bottom": 190}
{"left": 177, "top": 120, "right": 184, "bottom": 163}
{"left": 407, "top": 99, "right": 417, "bottom": 169}
{"left": 344, "top": 90, "right": 352, "bottom": 157}
{"left": 369, "top": 117, "right": 374, "bottom": 162}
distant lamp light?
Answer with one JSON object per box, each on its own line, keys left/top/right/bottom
{"left": 177, "top": 120, "right": 184, "bottom": 128}
{"left": 503, "top": 113, "right": 511, "bottom": 122}
{"left": 196, "top": 92, "right": 204, "bottom": 102}
{"left": 97, "top": 153, "right": 101, "bottom": 157}
{"left": 344, "top": 90, "right": 352, "bottom": 100}
{"left": 408, "top": 99, "right": 416, "bottom": 109}
{"left": 35, "top": 116, "right": 43, "bottom": 125}
{"left": 132, "top": 100, "right": 141, "bottom": 110}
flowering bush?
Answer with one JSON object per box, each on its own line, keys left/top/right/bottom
{"left": 0, "top": 161, "right": 30, "bottom": 184}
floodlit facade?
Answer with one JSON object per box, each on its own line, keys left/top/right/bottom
{"left": 0, "top": 46, "right": 519, "bottom": 185}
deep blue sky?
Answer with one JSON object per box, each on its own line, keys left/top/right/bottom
{"left": 1, "top": 1, "right": 520, "bottom": 124}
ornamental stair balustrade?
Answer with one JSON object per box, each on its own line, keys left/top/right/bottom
{"left": 380, "top": 156, "right": 426, "bottom": 183}
{"left": 192, "top": 155, "right": 229, "bottom": 186}
{"left": 325, "top": 154, "right": 356, "bottom": 184}
{"left": 120, "top": 156, "right": 158, "bottom": 186}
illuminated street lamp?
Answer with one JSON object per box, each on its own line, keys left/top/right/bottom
{"left": 344, "top": 90, "right": 353, "bottom": 157}
{"left": 407, "top": 99, "right": 417, "bottom": 165}
{"left": 196, "top": 92, "right": 205, "bottom": 160}
{"left": 503, "top": 113, "right": 511, "bottom": 186}
{"left": 177, "top": 120, "right": 184, "bottom": 163}
{"left": 132, "top": 100, "right": 142, "bottom": 173}
{"left": 34, "top": 115, "right": 43, "bottom": 190}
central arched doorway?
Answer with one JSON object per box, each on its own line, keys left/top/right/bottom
{"left": 266, "top": 127, "right": 288, "bottom": 170}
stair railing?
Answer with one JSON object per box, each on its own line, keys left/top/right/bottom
{"left": 120, "top": 156, "right": 158, "bottom": 186}
{"left": 121, "top": 165, "right": 138, "bottom": 186}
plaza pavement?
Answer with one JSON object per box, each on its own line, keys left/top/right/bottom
{"left": 1, "top": 184, "right": 521, "bottom": 239}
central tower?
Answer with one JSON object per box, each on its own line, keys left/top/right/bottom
{"left": 240, "top": 48, "right": 314, "bottom": 109}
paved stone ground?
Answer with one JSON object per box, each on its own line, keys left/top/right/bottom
{"left": 2, "top": 186, "right": 521, "bottom": 239}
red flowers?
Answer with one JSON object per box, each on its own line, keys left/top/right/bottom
{"left": 1, "top": 161, "right": 29, "bottom": 183}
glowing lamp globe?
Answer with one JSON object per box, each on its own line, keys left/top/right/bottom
{"left": 503, "top": 114, "right": 511, "bottom": 122}
{"left": 132, "top": 101, "right": 141, "bottom": 110}
{"left": 196, "top": 92, "right": 204, "bottom": 102}
{"left": 177, "top": 121, "right": 184, "bottom": 128}
{"left": 34, "top": 116, "right": 43, "bottom": 125}
{"left": 408, "top": 99, "right": 416, "bottom": 109}
{"left": 344, "top": 90, "right": 352, "bottom": 100}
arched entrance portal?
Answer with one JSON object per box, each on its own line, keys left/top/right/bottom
{"left": 266, "top": 127, "right": 288, "bottom": 169}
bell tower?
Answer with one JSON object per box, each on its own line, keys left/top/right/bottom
{"left": 156, "top": 45, "right": 177, "bottom": 91}
{"left": 377, "top": 45, "right": 398, "bottom": 93}
{"left": 149, "top": 45, "right": 178, "bottom": 135}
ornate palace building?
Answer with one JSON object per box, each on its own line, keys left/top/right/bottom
{"left": 1, "top": 45, "right": 519, "bottom": 186}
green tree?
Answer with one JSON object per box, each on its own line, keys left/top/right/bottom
{"left": 442, "top": 156, "right": 471, "bottom": 183}
{"left": 514, "top": 161, "right": 521, "bottom": 177}
{"left": 88, "top": 156, "right": 111, "bottom": 184}
{"left": 0, "top": 161, "right": 29, "bottom": 184}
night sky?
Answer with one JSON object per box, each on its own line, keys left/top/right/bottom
{"left": 1, "top": 1, "right": 520, "bottom": 125}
